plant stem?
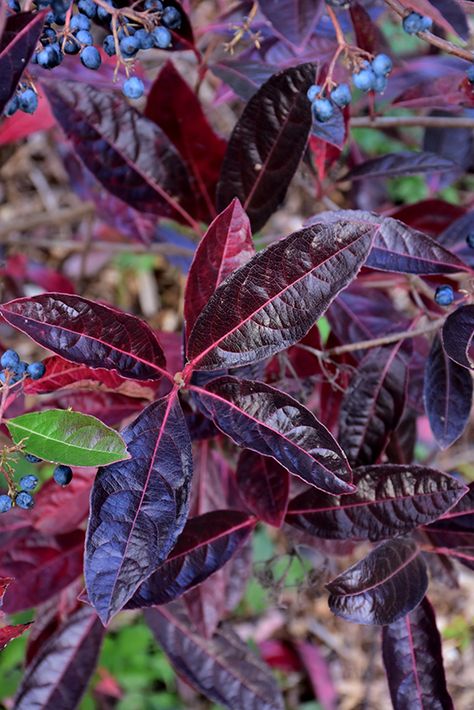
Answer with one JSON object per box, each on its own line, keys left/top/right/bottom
{"left": 351, "top": 116, "right": 474, "bottom": 129}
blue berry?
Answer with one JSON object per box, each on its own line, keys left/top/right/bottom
{"left": 306, "top": 84, "right": 321, "bottom": 102}
{"left": 36, "top": 43, "right": 62, "bottom": 68}
{"left": 25, "top": 454, "right": 42, "bottom": 463}
{"left": 70, "top": 13, "right": 91, "bottom": 32}
{"left": 15, "top": 361, "right": 28, "bottom": 378}
{"left": 312, "top": 98, "right": 334, "bottom": 122}
{"left": 103, "top": 34, "right": 116, "bottom": 56}
{"left": 0, "top": 495, "right": 12, "bottom": 513}
{"left": 420, "top": 16, "right": 433, "bottom": 31}
{"left": 135, "top": 29, "right": 155, "bottom": 50}
{"left": 80, "top": 45, "right": 101, "bottom": 70}
{"left": 162, "top": 6, "right": 181, "bottom": 29}
{"left": 4, "top": 95, "right": 19, "bottom": 117}
{"left": 27, "top": 362, "right": 46, "bottom": 380}
{"left": 53, "top": 12, "right": 67, "bottom": 26}
{"left": 402, "top": 12, "right": 424, "bottom": 34}
{"left": 435, "top": 285, "right": 454, "bottom": 306}
{"left": 77, "top": 0, "right": 97, "bottom": 18}
{"left": 373, "top": 75, "right": 387, "bottom": 94}
{"left": 64, "top": 38, "right": 80, "bottom": 54}
{"left": 330, "top": 83, "right": 351, "bottom": 107}
{"left": 120, "top": 35, "right": 139, "bottom": 57}
{"left": 53, "top": 465, "right": 73, "bottom": 486}
{"left": 123, "top": 77, "right": 145, "bottom": 99}
{"left": 15, "top": 491, "right": 34, "bottom": 509}
{"left": 97, "top": 5, "right": 111, "bottom": 22}
{"left": 8, "top": 0, "right": 20, "bottom": 11}
{"left": 152, "top": 26, "right": 172, "bottom": 48}
{"left": 466, "top": 231, "right": 474, "bottom": 248}
{"left": 372, "top": 53, "right": 393, "bottom": 77}
{"left": 19, "top": 475, "right": 38, "bottom": 491}
{"left": 19, "top": 88, "right": 39, "bottom": 114}
{"left": 118, "top": 23, "right": 137, "bottom": 39}
{"left": 353, "top": 68, "right": 376, "bottom": 92}
{"left": 75, "top": 29, "right": 93, "bottom": 46}
{"left": 1, "top": 350, "right": 20, "bottom": 370}
{"left": 144, "top": 0, "right": 163, "bottom": 10}
{"left": 466, "top": 66, "right": 474, "bottom": 83}
{"left": 40, "top": 27, "right": 57, "bottom": 45}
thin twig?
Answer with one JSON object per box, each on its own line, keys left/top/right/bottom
{"left": 351, "top": 116, "right": 474, "bottom": 129}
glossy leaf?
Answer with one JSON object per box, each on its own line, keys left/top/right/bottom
{"left": 192, "top": 377, "right": 354, "bottom": 495}
{"left": 258, "top": 1, "right": 324, "bottom": 46}
{"left": 186, "top": 220, "right": 374, "bottom": 371}
{"left": 0, "top": 293, "right": 168, "bottom": 380}
{"left": 184, "top": 199, "right": 254, "bottom": 337}
{"left": 441, "top": 305, "right": 474, "bottom": 370}
{"left": 286, "top": 464, "right": 467, "bottom": 541}
{"left": 344, "top": 152, "right": 458, "bottom": 181}
{"left": 50, "top": 390, "right": 148, "bottom": 429}
{"left": 127, "top": 510, "right": 255, "bottom": 608}
{"left": 216, "top": 63, "right": 314, "bottom": 232}
{"left": 7, "top": 409, "right": 129, "bottom": 467}
{"left": 382, "top": 597, "right": 454, "bottom": 710}
{"left": 42, "top": 81, "right": 194, "bottom": 222}
{"left": 326, "top": 538, "right": 428, "bottom": 625}
{"left": 210, "top": 60, "right": 275, "bottom": 101}
{"left": 350, "top": 2, "right": 389, "bottom": 54}
{"left": 85, "top": 395, "right": 193, "bottom": 625}
{"left": 145, "top": 602, "right": 285, "bottom": 710}
{"left": 424, "top": 334, "right": 473, "bottom": 449}
{"left": 13, "top": 605, "right": 104, "bottom": 710}
{"left": 236, "top": 449, "right": 289, "bottom": 527}
{"left": 0, "top": 621, "right": 32, "bottom": 652}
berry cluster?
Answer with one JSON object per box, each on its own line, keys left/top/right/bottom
{"left": 3, "top": 0, "right": 183, "bottom": 112}
{"left": 0, "top": 456, "right": 74, "bottom": 514}
{"left": 402, "top": 12, "right": 433, "bottom": 35}
{"left": 0, "top": 349, "right": 45, "bottom": 385}
{"left": 307, "top": 53, "right": 393, "bottom": 122}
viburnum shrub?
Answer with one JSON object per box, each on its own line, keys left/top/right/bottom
{"left": 0, "top": 0, "right": 474, "bottom": 707}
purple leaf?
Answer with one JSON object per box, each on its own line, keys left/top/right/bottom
{"left": 427, "top": 0, "right": 468, "bottom": 40}
{"left": 441, "top": 305, "right": 474, "bottom": 370}
{"left": 13, "top": 605, "right": 105, "bottom": 710}
{"left": 424, "top": 334, "right": 473, "bottom": 449}
{"left": 311, "top": 103, "right": 346, "bottom": 149}
{"left": 326, "top": 538, "right": 428, "bottom": 625}
{"left": 258, "top": 1, "right": 325, "bottom": 47}
{"left": 286, "top": 464, "right": 467, "bottom": 541}
{"left": 184, "top": 199, "right": 254, "bottom": 338}
{"left": 236, "top": 449, "right": 290, "bottom": 527}
{"left": 216, "top": 63, "right": 314, "bottom": 232}
{"left": 0, "top": 293, "right": 169, "bottom": 381}
{"left": 0, "top": 10, "right": 46, "bottom": 114}
{"left": 192, "top": 377, "right": 354, "bottom": 495}
{"left": 338, "top": 343, "right": 408, "bottom": 466}
{"left": 145, "top": 602, "right": 285, "bottom": 710}
{"left": 349, "top": 2, "right": 389, "bottom": 55}
{"left": 343, "top": 152, "right": 458, "bottom": 181}
{"left": 210, "top": 60, "right": 275, "bottom": 101}
{"left": 85, "top": 394, "right": 193, "bottom": 625}
{"left": 186, "top": 220, "right": 374, "bottom": 371}
{"left": 382, "top": 597, "right": 454, "bottom": 710}
{"left": 126, "top": 510, "right": 255, "bottom": 608}
{"left": 42, "top": 81, "right": 194, "bottom": 224}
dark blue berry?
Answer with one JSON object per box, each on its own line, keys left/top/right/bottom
{"left": 162, "top": 6, "right": 181, "bottom": 29}
{"left": 435, "top": 285, "right": 454, "bottom": 306}
{"left": 420, "top": 16, "right": 433, "bottom": 31}
{"left": 25, "top": 454, "right": 42, "bottom": 463}
{"left": 77, "top": 0, "right": 97, "bottom": 18}
{"left": 15, "top": 361, "right": 28, "bottom": 378}
{"left": 53, "top": 12, "right": 67, "bottom": 26}
{"left": 53, "top": 465, "right": 73, "bottom": 486}
{"left": 306, "top": 84, "right": 321, "bottom": 102}
{"left": 402, "top": 12, "right": 424, "bottom": 34}
{"left": 36, "top": 43, "right": 63, "bottom": 69}
{"left": 353, "top": 68, "right": 375, "bottom": 92}
{"left": 330, "top": 83, "right": 351, "bottom": 107}
{"left": 135, "top": 28, "right": 155, "bottom": 50}
{"left": 0, "top": 495, "right": 12, "bottom": 513}
{"left": 466, "top": 231, "right": 474, "bottom": 248}
{"left": 312, "top": 98, "right": 334, "bottom": 122}
{"left": 70, "top": 13, "right": 91, "bottom": 32}
{"left": 118, "top": 23, "right": 137, "bottom": 39}
{"left": 372, "top": 53, "right": 393, "bottom": 76}
{"left": 97, "top": 5, "right": 111, "bottom": 22}
{"left": 103, "top": 34, "right": 116, "bottom": 56}
{"left": 19, "top": 475, "right": 38, "bottom": 491}
{"left": 8, "top": 0, "right": 20, "bottom": 11}
{"left": 80, "top": 45, "right": 102, "bottom": 70}
{"left": 144, "top": 0, "right": 163, "bottom": 10}
{"left": 76, "top": 29, "right": 93, "bottom": 46}
{"left": 4, "top": 95, "right": 19, "bottom": 117}
{"left": 40, "top": 27, "right": 57, "bottom": 45}
{"left": 16, "top": 491, "right": 34, "bottom": 509}
{"left": 19, "top": 88, "right": 39, "bottom": 114}
{"left": 373, "top": 75, "right": 387, "bottom": 94}
{"left": 466, "top": 66, "right": 474, "bottom": 83}
{"left": 120, "top": 35, "right": 139, "bottom": 57}
{"left": 1, "top": 350, "right": 20, "bottom": 370}
{"left": 64, "top": 38, "right": 80, "bottom": 54}
{"left": 27, "top": 362, "right": 46, "bottom": 380}
{"left": 152, "top": 26, "right": 171, "bottom": 48}
{"left": 123, "top": 77, "right": 145, "bottom": 99}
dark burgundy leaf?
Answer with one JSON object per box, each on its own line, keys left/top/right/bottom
{"left": 338, "top": 343, "right": 408, "bottom": 466}
{"left": 29, "top": 469, "right": 92, "bottom": 535}
{"left": 216, "top": 63, "right": 314, "bottom": 232}
{"left": 311, "top": 104, "right": 346, "bottom": 149}
{"left": 0, "top": 293, "right": 168, "bottom": 381}
{"left": 441, "top": 305, "right": 474, "bottom": 370}
{"left": 13, "top": 605, "right": 104, "bottom": 710}
{"left": 0, "top": 622, "right": 32, "bottom": 652}
{"left": 192, "top": 377, "right": 354, "bottom": 495}
{"left": 42, "top": 81, "right": 194, "bottom": 224}
{"left": 293, "top": 640, "right": 337, "bottom": 710}
{"left": 382, "top": 597, "right": 454, "bottom": 710}
{"left": 51, "top": 390, "right": 147, "bottom": 428}
{"left": 391, "top": 200, "right": 465, "bottom": 238}
{"left": 350, "top": 2, "right": 389, "bottom": 54}
{"left": 423, "top": 111, "right": 473, "bottom": 178}
{"left": 184, "top": 199, "right": 254, "bottom": 338}
{"left": 438, "top": 210, "right": 474, "bottom": 269}
{"left": 236, "top": 449, "right": 290, "bottom": 527}
{"left": 145, "top": 61, "right": 227, "bottom": 221}
{"left": 0, "top": 11, "right": 46, "bottom": 114}
{"left": 424, "top": 334, "right": 473, "bottom": 449}
{"left": 385, "top": 410, "right": 417, "bottom": 465}
{"left": 428, "top": 0, "right": 469, "bottom": 40}
{"left": 326, "top": 538, "right": 428, "bottom": 625}
{"left": 259, "top": 1, "right": 324, "bottom": 46}
{"left": 126, "top": 510, "right": 255, "bottom": 608}
{"left": 438, "top": 482, "right": 474, "bottom": 519}
{"left": 85, "top": 394, "right": 193, "bottom": 625}
{"left": 343, "top": 152, "right": 458, "bottom": 181}
{"left": 145, "top": 602, "right": 284, "bottom": 710}
{"left": 286, "top": 464, "right": 467, "bottom": 541}
{"left": 393, "top": 73, "right": 471, "bottom": 111}
{"left": 186, "top": 220, "right": 374, "bottom": 371}
{"left": 210, "top": 60, "right": 275, "bottom": 101}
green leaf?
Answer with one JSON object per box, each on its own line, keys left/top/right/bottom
{"left": 7, "top": 409, "right": 129, "bottom": 466}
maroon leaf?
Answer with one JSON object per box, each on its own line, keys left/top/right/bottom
{"left": 258, "top": 1, "right": 325, "bottom": 47}
{"left": 0, "top": 293, "right": 169, "bottom": 381}
{"left": 13, "top": 605, "right": 104, "bottom": 710}
{"left": 126, "top": 510, "right": 255, "bottom": 608}
{"left": 0, "top": 10, "right": 46, "bottom": 114}
{"left": 338, "top": 343, "right": 408, "bottom": 466}
{"left": 42, "top": 81, "right": 195, "bottom": 225}
{"left": 393, "top": 73, "right": 471, "bottom": 110}
{"left": 145, "top": 602, "right": 285, "bottom": 710}
{"left": 184, "top": 199, "right": 254, "bottom": 338}
{"left": 382, "top": 597, "right": 454, "bottom": 710}
{"left": 286, "top": 464, "right": 467, "bottom": 541}
{"left": 210, "top": 60, "right": 275, "bottom": 101}
{"left": 293, "top": 640, "right": 337, "bottom": 710}
{"left": 424, "top": 334, "right": 473, "bottom": 449}
{"left": 186, "top": 220, "right": 374, "bottom": 371}
{"left": 85, "top": 394, "right": 193, "bottom": 625}
{"left": 326, "top": 538, "right": 428, "bottom": 625}
{"left": 29, "top": 469, "right": 92, "bottom": 535}
{"left": 344, "top": 152, "right": 458, "bottom": 182}
{"left": 441, "top": 305, "right": 474, "bottom": 370}
{"left": 0, "top": 622, "right": 32, "bottom": 652}
{"left": 350, "top": 2, "right": 389, "bottom": 54}
{"left": 236, "top": 449, "right": 289, "bottom": 527}
{"left": 51, "top": 389, "right": 147, "bottom": 428}
{"left": 145, "top": 60, "right": 227, "bottom": 221}
{"left": 216, "top": 63, "right": 314, "bottom": 232}
{"left": 192, "top": 377, "right": 353, "bottom": 495}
